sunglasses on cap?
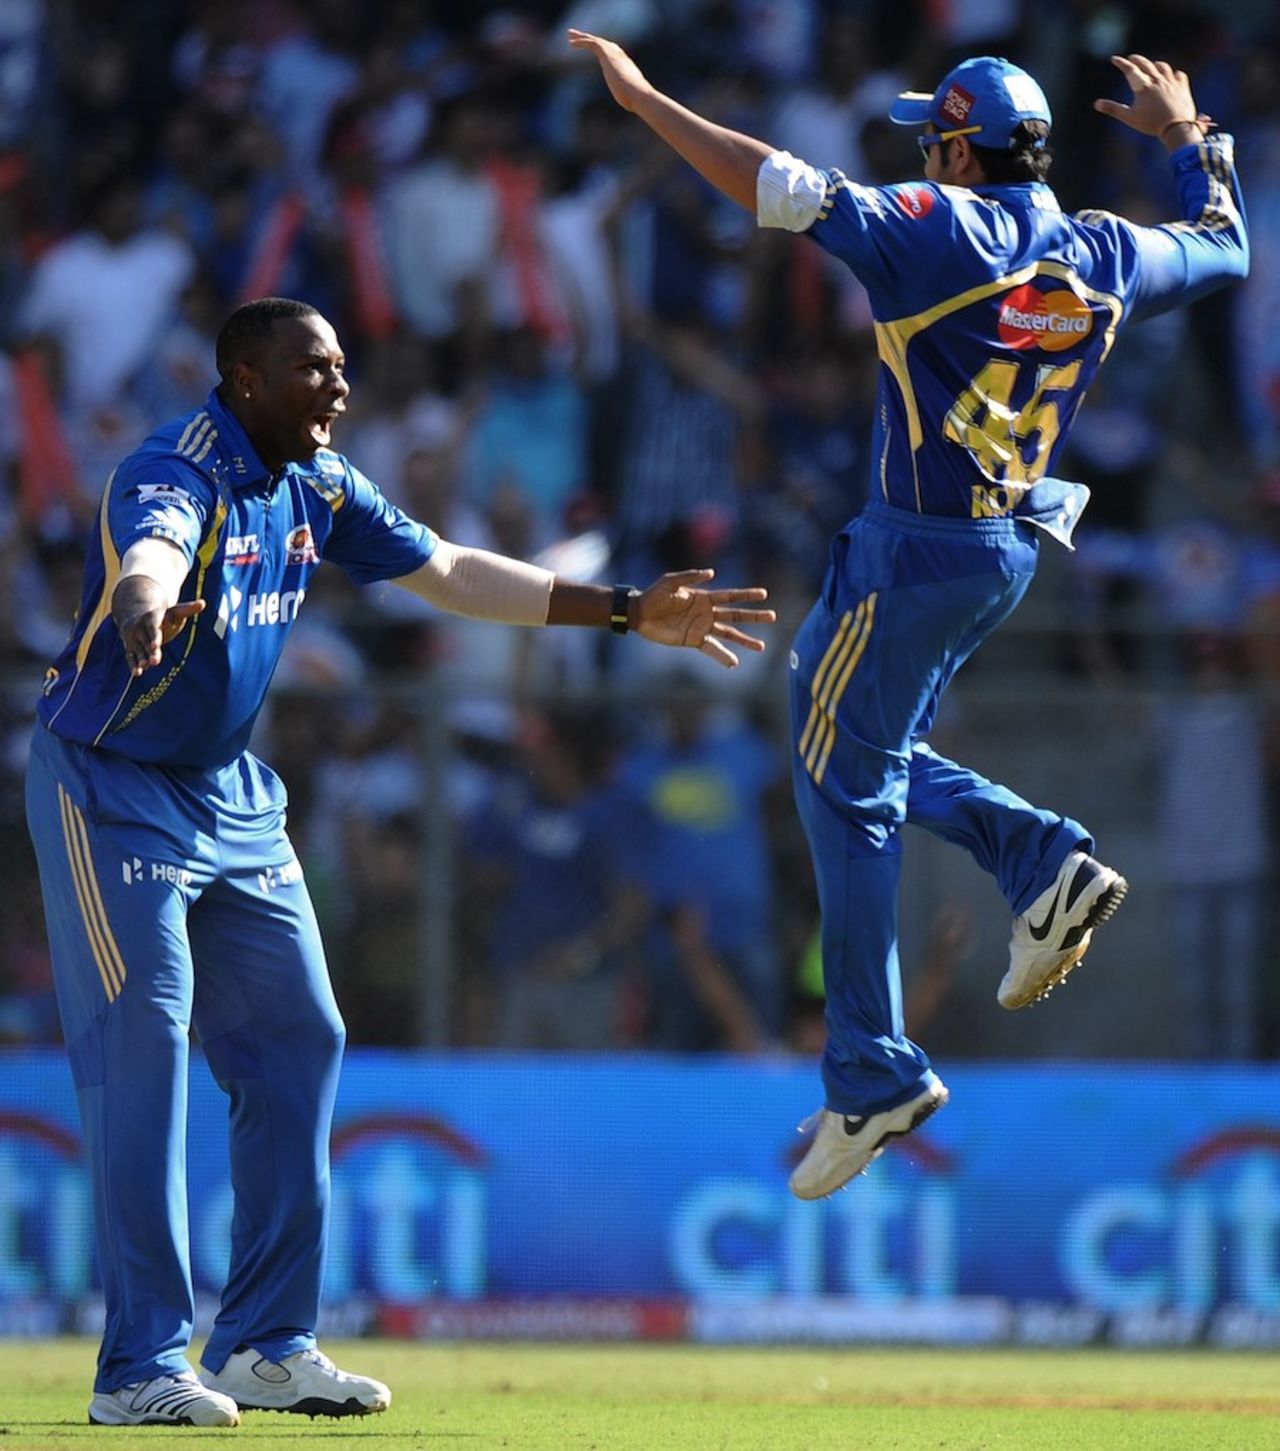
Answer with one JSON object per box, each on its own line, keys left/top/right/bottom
{"left": 917, "top": 123, "right": 982, "bottom": 157}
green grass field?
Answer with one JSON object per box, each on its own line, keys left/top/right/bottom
{"left": 2, "top": 1339, "right": 1277, "bottom": 1450}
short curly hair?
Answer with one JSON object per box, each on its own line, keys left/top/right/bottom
{"left": 215, "top": 297, "right": 320, "bottom": 381}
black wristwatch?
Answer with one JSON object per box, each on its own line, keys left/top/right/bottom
{"left": 610, "top": 584, "right": 640, "bottom": 635}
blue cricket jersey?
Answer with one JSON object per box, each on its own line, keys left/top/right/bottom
{"left": 757, "top": 133, "right": 1248, "bottom": 541}
{"left": 38, "top": 389, "right": 437, "bottom": 767}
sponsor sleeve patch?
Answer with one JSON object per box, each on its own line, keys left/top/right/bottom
{"left": 892, "top": 184, "right": 935, "bottom": 219}
{"left": 136, "top": 483, "right": 193, "bottom": 506}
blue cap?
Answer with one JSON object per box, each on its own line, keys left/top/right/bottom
{"left": 888, "top": 56, "right": 1051, "bottom": 149}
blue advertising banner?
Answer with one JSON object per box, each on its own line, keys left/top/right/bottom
{"left": 2, "top": 1051, "right": 1279, "bottom": 1345}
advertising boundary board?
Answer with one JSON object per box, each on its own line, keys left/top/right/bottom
{"left": 3, "top": 1052, "right": 1280, "bottom": 1346}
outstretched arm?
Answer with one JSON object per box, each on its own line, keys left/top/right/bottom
{"left": 567, "top": 30, "right": 771, "bottom": 212}
{"left": 394, "top": 541, "right": 775, "bottom": 669}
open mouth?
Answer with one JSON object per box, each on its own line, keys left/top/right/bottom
{"left": 307, "top": 410, "right": 341, "bottom": 445}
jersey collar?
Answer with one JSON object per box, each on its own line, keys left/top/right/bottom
{"left": 970, "top": 180, "right": 1061, "bottom": 212}
{"left": 206, "top": 388, "right": 273, "bottom": 489}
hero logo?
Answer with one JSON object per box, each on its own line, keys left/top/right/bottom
{"left": 893, "top": 185, "right": 934, "bottom": 219}
{"left": 122, "top": 856, "right": 192, "bottom": 888}
{"left": 997, "top": 284, "right": 1093, "bottom": 352}
{"left": 286, "top": 524, "right": 319, "bottom": 566}
{"left": 938, "top": 82, "right": 975, "bottom": 128}
{"left": 258, "top": 859, "right": 303, "bottom": 894}
{"left": 213, "top": 585, "right": 306, "bottom": 637}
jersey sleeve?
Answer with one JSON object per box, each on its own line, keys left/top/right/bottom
{"left": 108, "top": 455, "right": 213, "bottom": 566}
{"left": 322, "top": 458, "right": 439, "bottom": 584}
{"left": 1077, "top": 132, "right": 1248, "bottom": 323}
{"left": 757, "top": 150, "right": 968, "bottom": 303}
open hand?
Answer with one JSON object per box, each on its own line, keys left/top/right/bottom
{"left": 634, "top": 569, "right": 775, "bottom": 668}
{"left": 567, "top": 29, "right": 651, "bottom": 113}
{"left": 1094, "top": 55, "right": 1209, "bottom": 139}
{"left": 119, "top": 599, "right": 206, "bottom": 677}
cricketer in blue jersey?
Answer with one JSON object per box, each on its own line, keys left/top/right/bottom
{"left": 25, "top": 298, "right": 775, "bottom": 1426}
{"left": 571, "top": 36, "right": 1248, "bottom": 1197}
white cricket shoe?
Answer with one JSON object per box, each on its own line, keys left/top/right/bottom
{"left": 789, "top": 1078, "right": 950, "bottom": 1200}
{"left": 88, "top": 1372, "right": 241, "bottom": 1427}
{"left": 999, "top": 849, "right": 1128, "bottom": 1010}
{"left": 201, "top": 1347, "right": 390, "bottom": 1418}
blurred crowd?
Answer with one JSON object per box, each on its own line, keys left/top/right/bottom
{"left": 1, "top": 0, "right": 1279, "bottom": 1057}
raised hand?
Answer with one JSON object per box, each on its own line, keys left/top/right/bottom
{"left": 1094, "top": 55, "right": 1210, "bottom": 141}
{"left": 633, "top": 569, "right": 775, "bottom": 669}
{"left": 567, "top": 29, "right": 652, "bottom": 113}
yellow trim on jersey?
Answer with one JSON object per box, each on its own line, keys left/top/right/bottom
{"left": 874, "top": 261, "right": 1124, "bottom": 509}
{"left": 190, "top": 428, "right": 219, "bottom": 465}
{"left": 1164, "top": 135, "right": 1239, "bottom": 235}
{"left": 72, "top": 470, "right": 122, "bottom": 675}
{"left": 303, "top": 468, "right": 346, "bottom": 512}
{"left": 1036, "top": 261, "right": 1124, "bottom": 363}
{"left": 104, "top": 496, "right": 227, "bottom": 740}
{"left": 57, "top": 784, "right": 125, "bottom": 1002}
{"left": 180, "top": 415, "right": 212, "bottom": 458}
{"left": 175, "top": 411, "right": 210, "bottom": 454}
{"left": 805, "top": 594, "right": 877, "bottom": 784}
{"left": 194, "top": 496, "right": 229, "bottom": 577}
{"left": 874, "top": 264, "right": 1040, "bottom": 507}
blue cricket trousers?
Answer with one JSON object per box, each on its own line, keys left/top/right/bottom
{"left": 789, "top": 502, "right": 1090, "bottom": 1114}
{"left": 25, "top": 725, "right": 345, "bottom": 1392}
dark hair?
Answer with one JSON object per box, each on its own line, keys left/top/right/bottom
{"left": 215, "top": 297, "right": 320, "bottom": 380}
{"left": 964, "top": 119, "right": 1053, "bottom": 184}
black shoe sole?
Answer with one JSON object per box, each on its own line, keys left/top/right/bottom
{"left": 1059, "top": 874, "right": 1129, "bottom": 953}
{"left": 89, "top": 1417, "right": 197, "bottom": 1427}
{"left": 87, "top": 1415, "right": 238, "bottom": 1427}
{"left": 235, "top": 1397, "right": 385, "bottom": 1418}
{"left": 867, "top": 1086, "right": 950, "bottom": 1158}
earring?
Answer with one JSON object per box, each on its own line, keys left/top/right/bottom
{"left": 243, "top": 392, "right": 251, "bottom": 400}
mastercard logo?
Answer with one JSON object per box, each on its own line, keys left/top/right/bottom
{"left": 996, "top": 284, "right": 1093, "bottom": 352}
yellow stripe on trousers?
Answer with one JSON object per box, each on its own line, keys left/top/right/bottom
{"left": 805, "top": 592, "right": 878, "bottom": 784}
{"left": 798, "top": 603, "right": 862, "bottom": 758}
{"left": 56, "top": 784, "right": 126, "bottom": 1002}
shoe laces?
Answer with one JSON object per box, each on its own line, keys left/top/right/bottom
{"left": 297, "top": 1349, "right": 337, "bottom": 1374}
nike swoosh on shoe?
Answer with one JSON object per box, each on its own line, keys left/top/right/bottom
{"left": 1027, "top": 859, "right": 1093, "bottom": 942}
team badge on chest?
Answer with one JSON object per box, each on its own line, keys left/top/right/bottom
{"left": 285, "top": 523, "right": 319, "bottom": 565}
